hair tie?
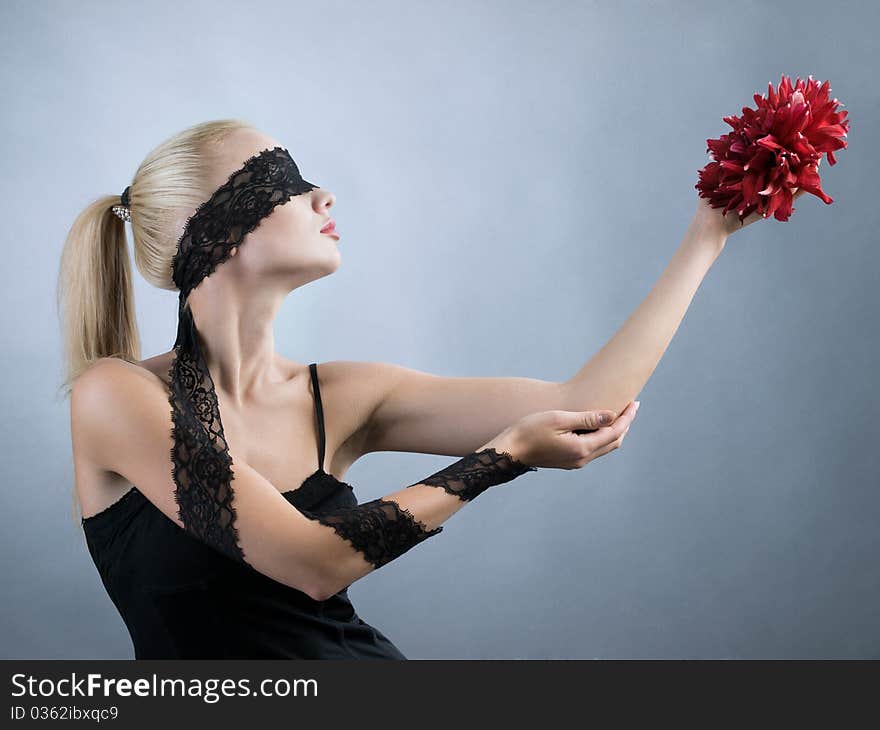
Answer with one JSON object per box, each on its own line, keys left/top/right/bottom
{"left": 112, "top": 185, "right": 132, "bottom": 222}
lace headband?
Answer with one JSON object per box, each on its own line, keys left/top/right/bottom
{"left": 165, "top": 146, "right": 318, "bottom": 560}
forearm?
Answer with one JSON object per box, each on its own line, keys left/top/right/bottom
{"left": 310, "top": 484, "right": 460, "bottom": 597}
{"left": 311, "top": 437, "right": 534, "bottom": 598}
{"left": 562, "top": 217, "right": 727, "bottom": 416}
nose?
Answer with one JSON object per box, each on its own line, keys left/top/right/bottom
{"left": 313, "top": 188, "right": 335, "bottom": 210}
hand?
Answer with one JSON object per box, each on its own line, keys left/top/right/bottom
{"left": 483, "top": 401, "right": 640, "bottom": 470}
{"left": 694, "top": 159, "right": 816, "bottom": 240}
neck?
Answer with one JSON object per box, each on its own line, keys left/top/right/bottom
{"left": 185, "top": 273, "right": 288, "bottom": 406}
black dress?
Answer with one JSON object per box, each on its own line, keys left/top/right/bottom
{"left": 81, "top": 362, "right": 407, "bottom": 659}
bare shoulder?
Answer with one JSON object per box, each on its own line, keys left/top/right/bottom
{"left": 71, "top": 358, "right": 168, "bottom": 454}
{"left": 72, "top": 356, "right": 169, "bottom": 405}
{"left": 314, "top": 360, "right": 406, "bottom": 457}
{"left": 316, "top": 359, "right": 400, "bottom": 387}
{"left": 316, "top": 359, "right": 403, "bottom": 409}
{"left": 71, "top": 356, "right": 172, "bottom": 517}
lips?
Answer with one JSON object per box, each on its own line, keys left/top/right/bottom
{"left": 320, "top": 219, "right": 336, "bottom": 233}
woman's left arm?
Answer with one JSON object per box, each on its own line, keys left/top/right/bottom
{"left": 341, "top": 202, "right": 744, "bottom": 459}
{"left": 564, "top": 185, "right": 810, "bottom": 416}
{"left": 561, "top": 205, "right": 728, "bottom": 418}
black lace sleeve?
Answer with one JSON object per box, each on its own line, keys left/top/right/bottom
{"left": 409, "top": 447, "right": 536, "bottom": 501}
{"left": 300, "top": 499, "right": 443, "bottom": 570}
{"left": 298, "top": 448, "right": 536, "bottom": 570}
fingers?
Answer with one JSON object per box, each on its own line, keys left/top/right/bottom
{"left": 567, "top": 401, "right": 639, "bottom": 468}
{"left": 589, "top": 430, "right": 626, "bottom": 460}
{"left": 587, "top": 401, "right": 638, "bottom": 447}
{"left": 566, "top": 409, "right": 618, "bottom": 431}
{"left": 584, "top": 408, "right": 635, "bottom": 462}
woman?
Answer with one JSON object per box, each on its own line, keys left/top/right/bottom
{"left": 57, "top": 118, "right": 789, "bottom": 659}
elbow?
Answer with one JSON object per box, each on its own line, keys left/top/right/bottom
{"left": 295, "top": 569, "right": 330, "bottom": 602}
{"left": 299, "top": 564, "right": 333, "bottom": 602}
{"left": 303, "top": 559, "right": 343, "bottom": 602}
{"left": 308, "top": 576, "right": 341, "bottom": 603}
{"left": 311, "top": 560, "right": 358, "bottom": 601}
{"left": 305, "top": 584, "right": 331, "bottom": 602}
{"left": 277, "top": 554, "right": 335, "bottom": 601}
{"left": 294, "top": 526, "right": 357, "bottom": 601}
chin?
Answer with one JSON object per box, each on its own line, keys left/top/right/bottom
{"left": 316, "top": 248, "right": 341, "bottom": 275}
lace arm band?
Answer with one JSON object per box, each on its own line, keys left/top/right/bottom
{"left": 298, "top": 448, "right": 536, "bottom": 570}
{"left": 300, "top": 499, "right": 442, "bottom": 570}
{"left": 408, "top": 447, "right": 536, "bottom": 501}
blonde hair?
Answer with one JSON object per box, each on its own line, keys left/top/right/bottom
{"left": 56, "top": 118, "right": 258, "bottom": 523}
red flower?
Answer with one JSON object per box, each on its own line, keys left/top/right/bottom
{"left": 695, "top": 74, "right": 849, "bottom": 223}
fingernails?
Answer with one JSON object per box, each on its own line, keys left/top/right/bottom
{"left": 634, "top": 400, "right": 641, "bottom": 411}
{"left": 600, "top": 413, "right": 612, "bottom": 424}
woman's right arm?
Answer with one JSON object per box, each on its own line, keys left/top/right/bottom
{"left": 71, "top": 358, "right": 537, "bottom": 601}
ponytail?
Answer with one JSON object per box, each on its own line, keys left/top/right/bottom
{"left": 56, "top": 195, "right": 141, "bottom": 398}
{"left": 56, "top": 118, "right": 258, "bottom": 527}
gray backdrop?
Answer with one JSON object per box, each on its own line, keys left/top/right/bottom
{"left": 1, "top": 0, "right": 877, "bottom": 659}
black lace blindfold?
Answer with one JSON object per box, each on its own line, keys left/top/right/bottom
{"left": 167, "top": 146, "right": 318, "bottom": 560}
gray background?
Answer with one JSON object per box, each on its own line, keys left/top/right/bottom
{"left": 1, "top": 0, "right": 877, "bottom": 659}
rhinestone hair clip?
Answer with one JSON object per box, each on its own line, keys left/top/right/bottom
{"left": 112, "top": 185, "right": 131, "bottom": 222}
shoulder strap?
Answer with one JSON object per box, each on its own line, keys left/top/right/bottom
{"left": 308, "top": 363, "right": 326, "bottom": 472}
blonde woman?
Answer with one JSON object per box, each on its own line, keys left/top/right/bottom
{"left": 58, "top": 118, "right": 789, "bottom": 659}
